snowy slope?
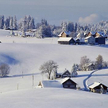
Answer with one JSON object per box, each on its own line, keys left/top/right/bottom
{"left": 0, "top": 29, "right": 108, "bottom": 108}
{"left": 0, "top": 88, "right": 108, "bottom": 108}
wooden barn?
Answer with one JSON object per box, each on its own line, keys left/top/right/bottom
{"left": 58, "top": 37, "right": 75, "bottom": 45}
{"left": 89, "top": 82, "right": 108, "bottom": 94}
{"left": 62, "top": 78, "right": 77, "bottom": 89}
{"left": 61, "top": 70, "right": 71, "bottom": 78}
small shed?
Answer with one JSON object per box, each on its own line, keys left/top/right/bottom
{"left": 61, "top": 78, "right": 77, "bottom": 89}
{"left": 58, "top": 37, "right": 75, "bottom": 45}
{"left": 61, "top": 70, "right": 71, "bottom": 78}
{"left": 89, "top": 82, "right": 108, "bottom": 94}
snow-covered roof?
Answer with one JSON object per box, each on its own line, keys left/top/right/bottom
{"left": 58, "top": 37, "right": 72, "bottom": 42}
{"left": 85, "top": 36, "right": 94, "bottom": 39}
{"left": 58, "top": 31, "right": 71, "bottom": 37}
{"left": 59, "top": 78, "right": 77, "bottom": 84}
{"left": 60, "top": 77, "right": 70, "bottom": 84}
{"left": 96, "top": 32, "right": 105, "bottom": 37}
{"left": 41, "top": 80, "right": 62, "bottom": 88}
{"left": 89, "top": 82, "right": 101, "bottom": 88}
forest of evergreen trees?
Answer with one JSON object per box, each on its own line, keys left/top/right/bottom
{"left": 0, "top": 15, "right": 108, "bottom": 38}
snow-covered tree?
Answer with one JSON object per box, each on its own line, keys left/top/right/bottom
{"left": 67, "top": 22, "right": 74, "bottom": 32}
{"left": 35, "top": 25, "right": 52, "bottom": 38}
{"left": 29, "top": 17, "right": 35, "bottom": 29}
{"left": 39, "top": 60, "right": 58, "bottom": 79}
{"left": 18, "top": 15, "right": 35, "bottom": 31}
{"left": 61, "top": 22, "right": 68, "bottom": 31}
{"left": 0, "top": 15, "right": 4, "bottom": 29}
{"left": 9, "top": 17, "right": 13, "bottom": 30}
{"left": 71, "top": 64, "right": 78, "bottom": 77}
{"left": 80, "top": 56, "right": 90, "bottom": 71}
{"left": 0, "top": 64, "right": 10, "bottom": 77}
{"left": 13, "top": 16, "right": 17, "bottom": 30}
{"left": 35, "top": 26, "right": 44, "bottom": 38}
{"left": 4, "top": 17, "right": 10, "bottom": 30}
{"left": 41, "top": 19, "right": 48, "bottom": 26}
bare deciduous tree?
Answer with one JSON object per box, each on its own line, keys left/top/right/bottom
{"left": 39, "top": 60, "right": 58, "bottom": 79}
{"left": 80, "top": 56, "right": 90, "bottom": 71}
{"left": 0, "top": 64, "right": 10, "bottom": 77}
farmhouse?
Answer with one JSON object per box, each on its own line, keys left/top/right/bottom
{"left": 61, "top": 78, "right": 77, "bottom": 89}
{"left": 89, "top": 82, "right": 108, "bottom": 94}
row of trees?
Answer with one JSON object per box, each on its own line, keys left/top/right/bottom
{"left": 40, "top": 55, "right": 108, "bottom": 80}
{"left": 39, "top": 60, "right": 78, "bottom": 80}
{"left": 1, "top": 15, "right": 108, "bottom": 38}
{"left": 79, "top": 55, "right": 108, "bottom": 71}
{"left": 0, "top": 16, "right": 17, "bottom": 30}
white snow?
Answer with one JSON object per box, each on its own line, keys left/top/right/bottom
{"left": 0, "top": 29, "right": 108, "bottom": 108}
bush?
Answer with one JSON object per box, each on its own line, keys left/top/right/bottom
{"left": 0, "top": 64, "right": 10, "bottom": 77}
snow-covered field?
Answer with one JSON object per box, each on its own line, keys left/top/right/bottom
{"left": 0, "top": 29, "right": 108, "bottom": 108}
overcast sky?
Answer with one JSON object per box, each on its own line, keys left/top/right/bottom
{"left": 0, "top": 0, "right": 108, "bottom": 25}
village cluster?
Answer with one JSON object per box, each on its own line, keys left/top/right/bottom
{"left": 38, "top": 69, "right": 108, "bottom": 94}
{"left": 38, "top": 59, "right": 108, "bottom": 94}
{"left": 58, "top": 31, "right": 107, "bottom": 45}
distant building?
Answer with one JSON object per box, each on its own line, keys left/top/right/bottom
{"left": 89, "top": 82, "right": 108, "bottom": 94}
{"left": 61, "top": 69, "right": 71, "bottom": 78}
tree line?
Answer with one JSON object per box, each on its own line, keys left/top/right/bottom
{"left": 39, "top": 55, "right": 108, "bottom": 80}
{"left": 1, "top": 15, "right": 108, "bottom": 38}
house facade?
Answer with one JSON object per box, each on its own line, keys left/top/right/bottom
{"left": 85, "top": 36, "right": 95, "bottom": 45}
{"left": 61, "top": 70, "right": 71, "bottom": 78}
{"left": 95, "top": 36, "right": 106, "bottom": 44}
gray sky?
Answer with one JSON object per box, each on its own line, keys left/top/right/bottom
{"left": 0, "top": 0, "right": 108, "bottom": 25}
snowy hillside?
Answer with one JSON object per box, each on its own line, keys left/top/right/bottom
{"left": 0, "top": 29, "right": 108, "bottom": 108}
{"left": 0, "top": 88, "right": 108, "bottom": 108}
